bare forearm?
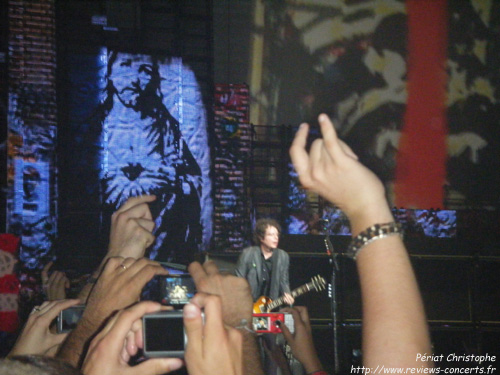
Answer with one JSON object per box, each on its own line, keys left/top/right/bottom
{"left": 77, "top": 257, "right": 108, "bottom": 303}
{"left": 242, "top": 333, "right": 264, "bottom": 375}
{"left": 352, "top": 206, "right": 432, "bottom": 368}
{"left": 57, "top": 317, "right": 101, "bottom": 367}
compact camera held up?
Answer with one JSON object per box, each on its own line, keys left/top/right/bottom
{"left": 142, "top": 310, "right": 205, "bottom": 358}
{"left": 252, "top": 312, "right": 294, "bottom": 334}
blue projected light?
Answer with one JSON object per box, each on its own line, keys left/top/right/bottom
{"left": 12, "top": 159, "right": 54, "bottom": 268}
{"left": 98, "top": 51, "right": 212, "bottom": 263}
{"left": 13, "top": 159, "right": 50, "bottom": 217}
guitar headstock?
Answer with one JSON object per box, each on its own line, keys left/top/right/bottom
{"left": 311, "top": 275, "right": 327, "bottom": 292}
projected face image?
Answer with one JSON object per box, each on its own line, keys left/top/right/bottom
{"left": 99, "top": 52, "right": 208, "bottom": 264}
{"left": 111, "top": 58, "right": 152, "bottom": 108}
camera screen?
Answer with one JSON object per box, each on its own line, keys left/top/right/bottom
{"left": 160, "top": 274, "right": 196, "bottom": 305}
{"left": 253, "top": 316, "right": 270, "bottom": 331}
{"left": 143, "top": 314, "right": 185, "bottom": 353}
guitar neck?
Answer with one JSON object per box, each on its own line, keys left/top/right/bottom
{"left": 267, "top": 281, "right": 314, "bottom": 311}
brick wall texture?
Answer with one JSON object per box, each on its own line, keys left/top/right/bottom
{"left": 8, "top": 0, "right": 57, "bottom": 130}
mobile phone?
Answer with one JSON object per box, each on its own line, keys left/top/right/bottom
{"left": 157, "top": 274, "right": 196, "bottom": 307}
{"left": 142, "top": 310, "right": 204, "bottom": 358}
{"left": 57, "top": 304, "right": 86, "bottom": 333}
{"left": 252, "top": 312, "right": 294, "bottom": 334}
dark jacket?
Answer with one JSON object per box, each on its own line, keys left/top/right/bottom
{"left": 234, "top": 246, "right": 291, "bottom": 301}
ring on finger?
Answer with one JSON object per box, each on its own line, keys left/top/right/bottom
{"left": 120, "top": 264, "right": 127, "bottom": 270}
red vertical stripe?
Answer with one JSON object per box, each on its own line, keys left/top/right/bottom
{"left": 394, "top": 0, "right": 448, "bottom": 209}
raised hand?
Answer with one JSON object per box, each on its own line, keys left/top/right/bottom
{"left": 108, "top": 195, "right": 157, "bottom": 259}
{"left": 289, "top": 114, "right": 393, "bottom": 234}
{"left": 77, "top": 195, "right": 157, "bottom": 303}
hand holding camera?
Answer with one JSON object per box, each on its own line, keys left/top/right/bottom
{"left": 57, "top": 259, "right": 248, "bottom": 374}
{"left": 142, "top": 310, "right": 191, "bottom": 358}
{"left": 8, "top": 299, "right": 81, "bottom": 357}
{"left": 83, "top": 257, "right": 168, "bottom": 331}
{"left": 57, "top": 257, "right": 168, "bottom": 367}
{"left": 188, "top": 261, "right": 253, "bottom": 327}
{"left": 184, "top": 293, "right": 243, "bottom": 375}
{"left": 81, "top": 293, "right": 243, "bottom": 375}
{"left": 141, "top": 293, "right": 243, "bottom": 375}
{"left": 107, "top": 195, "right": 157, "bottom": 259}
{"left": 188, "top": 261, "right": 260, "bottom": 374}
{"left": 279, "top": 306, "right": 324, "bottom": 374}
{"left": 82, "top": 301, "right": 183, "bottom": 375}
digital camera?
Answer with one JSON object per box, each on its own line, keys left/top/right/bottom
{"left": 142, "top": 310, "right": 204, "bottom": 358}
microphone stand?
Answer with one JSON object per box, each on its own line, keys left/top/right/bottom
{"left": 323, "top": 223, "right": 341, "bottom": 374}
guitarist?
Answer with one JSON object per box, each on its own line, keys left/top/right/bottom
{"left": 235, "top": 218, "right": 295, "bottom": 375}
{"left": 235, "top": 218, "right": 295, "bottom": 308}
